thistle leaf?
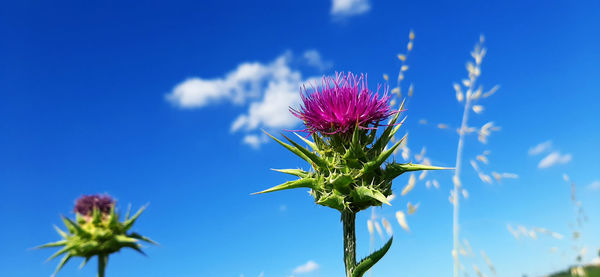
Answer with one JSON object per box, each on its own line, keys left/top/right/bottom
{"left": 51, "top": 254, "right": 72, "bottom": 277}
{"left": 115, "top": 234, "right": 139, "bottom": 244}
{"left": 351, "top": 186, "right": 391, "bottom": 206}
{"left": 35, "top": 240, "right": 67, "bottom": 249}
{"left": 370, "top": 111, "right": 401, "bottom": 155}
{"left": 312, "top": 133, "right": 328, "bottom": 151}
{"left": 79, "top": 256, "right": 91, "bottom": 269}
{"left": 293, "top": 132, "right": 317, "bottom": 151}
{"left": 123, "top": 205, "right": 147, "bottom": 231}
{"left": 53, "top": 225, "right": 68, "bottom": 239}
{"left": 331, "top": 174, "right": 353, "bottom": 194}
{"left": 263, "top": 130, "right": 311, "bottom": 163}
{"left": 130, "top": 232, "right": 159, "bottom": 245}
{"left": 78, "top": 241, "right": 99, "bottom": 253}
{"left": 124, "top": 242, "right": 147, "bottom": 256}
{"left": 362, "top": 138, "right": 403, "bottom": 175}
{"left": 282, "top": 134, "right": 328, "bottom": 170}
{"left": 75, "top": 213, "right": 85, "bottom": 225}
{"left": 125, "top": 204, "right": 132, "bottom": 220}
{"left": 92, "top": 207, "right": 102, "bottom": 224}
{"left": 108, "top": 205, "right": 119, "bottom": 228}
{"left": 46, "top": 244, "right": 76, "bottom": 262}
{"left": 316, "top": 193, "right": 345, "bottom": 211}
{"left": 344, "top": 123, "right": 367, "bottom": 165}
{"left": 388, "top": 117, "right": 406, "bottom": 139}
{"left": 384, "top": 162, "right": 451, "bottom": 180}
{"left": 366, "top": 127, "right": 377, "bottom": 145}
{"left": 271, "top": 168, "right": 309, "bottom": 178}
{"left": 61, "top": 216, "right": 86, "bottom": 236}
{"left": 351, "top": 121, "right": 362, "bottom": 147}
{"left": 251, "top": 178, "right": 317, "bottom": 195}
{"left": 352, "top": 237, "right": 393, "bottom": 277}
{"left": 375, "top": 139, "right": 403, "bottom": 167}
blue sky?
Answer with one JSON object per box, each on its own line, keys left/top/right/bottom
{"left": 1, "top": 0, "right": 599, "bottom": 276}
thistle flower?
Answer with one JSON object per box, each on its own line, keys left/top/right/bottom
{"left": 256, "top": 71, "right": 449, "bottom": 277}
{"left": 36, "top": 194, "right": 155, "bottom": 277}
{"left": 290, "top": 72, "right": 396, "bottom": 136}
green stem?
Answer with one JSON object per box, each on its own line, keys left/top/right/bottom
{"left": 98, "top": 255, "right": 107, "bottom": 277}
{"left": 342, "top": 210, "right": 356, "bottom": 277}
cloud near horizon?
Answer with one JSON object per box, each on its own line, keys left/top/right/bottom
{"left": 587, "top": 180, "right": 600, "bottom": 191}
{"left": 166, "top": 51, "right": 327, "bottom": 148}
{"left": 331, "top": 0, "right": 370, "bottom": 18}
{"left": 292, "top": 260, "right": 319, "bottom": 274}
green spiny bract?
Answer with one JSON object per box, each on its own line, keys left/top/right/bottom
{"left": 255, "top": 110, "right": 447, "bottom": 213}
{"left": 36, "top": 205, "right": 155, "bottom": 277}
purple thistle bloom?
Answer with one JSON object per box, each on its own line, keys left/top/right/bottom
{"left": 290, "top": 72, "right": 396, "bottom": 136}
{"left": 74, "top": 194, "right": 114, "bottom": 216}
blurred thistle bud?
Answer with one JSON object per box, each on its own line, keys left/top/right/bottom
{"left": 74, "top": 194, "right": 114, "bottom": 217}
{"left": 36, "top": 194, "right": 155, "bottom": 277}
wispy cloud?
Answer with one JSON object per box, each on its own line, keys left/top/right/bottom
{"left": 331, "top": 0, "right": 370, "bottom": 18}
{"left": 538, "top": 151, "right": 572, "bottom": 169}
{"left": 292, "top": 260, "right": 319, "bottom": 274}
{"left": 587, "top": 180, "right": 600, "bottom": 191}
{"left": 528, "top": 140, "right": 552, "bottom": 155}
{"left": 303, "top": 50, "right": 332, "bottom": 71}
{"left": 242, "top": 134, "right": 268, "bottom": 149}
{"left": 167, "top": 52, "right": 326, "bottom": 148}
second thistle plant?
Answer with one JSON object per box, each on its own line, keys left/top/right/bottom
{"left": 254, "top": 72, "right": 447, "bottom": 277}
{"left": 36, "top": 195, "right": 155, "bottom": 277}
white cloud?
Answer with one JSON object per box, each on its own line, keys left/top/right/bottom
{"left": 587, "top": 180, "right": 600, "bottom": 191}
{"left": 293, "top": 260, "right": 319, "bottom": 274}
{"left": 538, "top": 151, "right": 572, "bottom": 169}
{"left": 331, "top": 0, "right": 370, "bottom": 17}
{"left": 167, "top": 52, "right": 326, "bottom": 148}
{"left": 230, "top": 70, "right": 301, "bottom": 132}
{"left": 303, "top": 50, "right": 332, "bottom": 71}
{"left": 242, "top": 134, "right": 268, "bottom": 149}
{"left": 166, "top": 62, "right": 270, "bottom": 108}
{"left": 528, "top": 140, "right": 552, "bottom": 156}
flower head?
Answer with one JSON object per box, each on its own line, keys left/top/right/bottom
{"left": 291, "top": 72, "right": 396, "bottom": 136}
{"left": 74, "top": 194, "right": 114, "bottom": 216}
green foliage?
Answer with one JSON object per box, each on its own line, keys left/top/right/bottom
{"left": 252, "top": 178, "right": 318, "bottom": 195}
{"left": 352, "top": 237, "right": 393, "bottom": 277}
{"left": 257, "top": 119, "right": 448, "bottom": 212}
{"left": 549, "top": 266, "right": 600, "bottom": 277}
